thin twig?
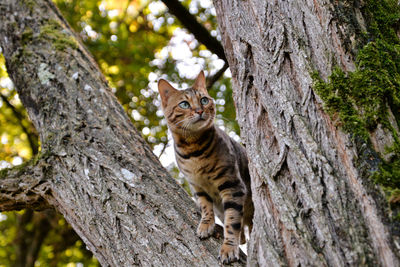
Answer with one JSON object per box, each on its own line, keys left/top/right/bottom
{"left": 158, "top": 141, "right": 168, "bottom": 159}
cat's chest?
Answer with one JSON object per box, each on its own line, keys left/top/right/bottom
{"left": 178, "top": 159, "right": 210, "bottom": 182}
{"left": 176, "top": 156, "right": 220, "bottom": 189}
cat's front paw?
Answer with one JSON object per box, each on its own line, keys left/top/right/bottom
{"left": 218, "top": 243, "right": 239, "bottom": 265}
{"left": 196, "top": 220, "right": 215, "bottom": 239}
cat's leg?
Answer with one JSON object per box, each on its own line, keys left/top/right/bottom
{"left": 240, "top": 227, "right": 246, "bottom": 245}
{"left": 194, "top": 189, "right": 215, "bottom": 239}
{"left": 241, "top": 195, "right": 254, "bottom": 244}
{"left": 218, "top": 180, "right": 246, "bottom": 264}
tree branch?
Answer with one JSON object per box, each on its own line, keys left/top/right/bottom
{"left": 157, "top": 142, "right": 168, "bottom": 159}
{"left": 161, "top": 0, "right": 227, "bottom": 63}
{"left": 207, "top": 62, "right": 229, "bottom": 88}
{"left": 0, "top": 160, "right": 51, "bottom": 211}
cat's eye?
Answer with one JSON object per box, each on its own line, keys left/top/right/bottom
{"left": 179, "top": 101, "right": 190, "bottom": 109}
{"left": 200, "top": 97, "right": 209, "bottom": 105}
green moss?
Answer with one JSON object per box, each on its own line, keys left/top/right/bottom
{"left": 372, "top": 140, "right": 400, "bottom": 189}
{"left": 11, "top": 19, "right": 78, "bottom": 65}
{"left": 312, "top": 39, "right": 400, "bottom": 138}
{"left": 312, "top": 0, "right": 400, "bottom": 215}
{"left": 22, "top": 0, "right": 35, "bottom": 11}
{"left": 363, "top": 0, "right": 400, "bottom": 43}
{"left": 0, "top": 168, "right": 9, "bottom": 179}
{"left": 39, "top": 19, "right": 78, "bottom": 51}
{"left": 21, "top": 27, "right": 33, "bottom": 44}
{"left": 312, "top": 69, "right": 370, "bottom": 139}
{"left": 9, "top": 27, "right": 34, "bottom": 65}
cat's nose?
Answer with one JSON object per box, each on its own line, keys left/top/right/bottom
{"left": 195, "top": 108, "right": 203, "bottom": 115}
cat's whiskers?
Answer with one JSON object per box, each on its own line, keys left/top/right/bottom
{"left": 185, "top": 122, "right": 193, "bottom": 139}
{"left": 180, "top": 120, "right": 190, "bottom": 139}
{"left": 175, "top": 118, "right": 197, "bottom": 139}
{"left": 175, "top": 118, "right": 188, "bottom": 127}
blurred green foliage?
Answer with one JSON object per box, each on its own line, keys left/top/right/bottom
{"left": 0, "top": 0, "right": 238, "bottom": 265}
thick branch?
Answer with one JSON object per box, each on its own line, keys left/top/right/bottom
{"left": 0, "top": 1, "right": 243, "bottom": 265}
{"left": 161, "top": 0, "right": 227, "bottom": 62}
{"left": 0, "top": 160, "right": 50, "bottom": 211}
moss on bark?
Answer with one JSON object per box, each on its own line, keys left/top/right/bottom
{"left": 312, "top": 0, "right": 400, "bottom": 215}
{"left": 39, "top": 19, "right": 78, "bottom": 51}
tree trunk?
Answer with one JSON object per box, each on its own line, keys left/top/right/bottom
{"left": 0, "top": 1, "right": 245, "bottom": 265}
{"left": 214, "top": 0, "right": 399, "bottom": 266}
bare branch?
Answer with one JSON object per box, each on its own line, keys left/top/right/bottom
{"left": 157, "top": 142, "right": 168, "bottom": 159}
{"left": 206, "top": 62, "right": 229, "bottom": 89}
{"left": 161, "top": 0, "right": 227, "bottom": 63}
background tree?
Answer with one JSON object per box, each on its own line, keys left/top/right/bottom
{"left": 213, "top": 0, "right": 400, "bottom": 265}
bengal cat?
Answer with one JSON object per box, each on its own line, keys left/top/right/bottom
{"left": 158, "top": 71, "right": 253, "bottom": 264}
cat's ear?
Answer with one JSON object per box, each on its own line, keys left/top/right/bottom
{"left": 192, "top": 70, "right": 207, "bottom": 94}
{"left": 158, "top": 79, "right": 178, "bottom": 107}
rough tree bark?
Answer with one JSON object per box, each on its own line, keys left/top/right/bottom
{"left": 214, "top": 0, "right": 400, "bottom": 266}
{"left": 0, "top": 0, "right": 245, "bottom": 266}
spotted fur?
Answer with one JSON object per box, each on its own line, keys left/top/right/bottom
{"left": 158, "top": 71, "right": 253, "bottom": 264}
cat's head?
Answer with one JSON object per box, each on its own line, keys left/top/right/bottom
{"left": 158, "top": 71, "right": 215, "bottom": 135}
